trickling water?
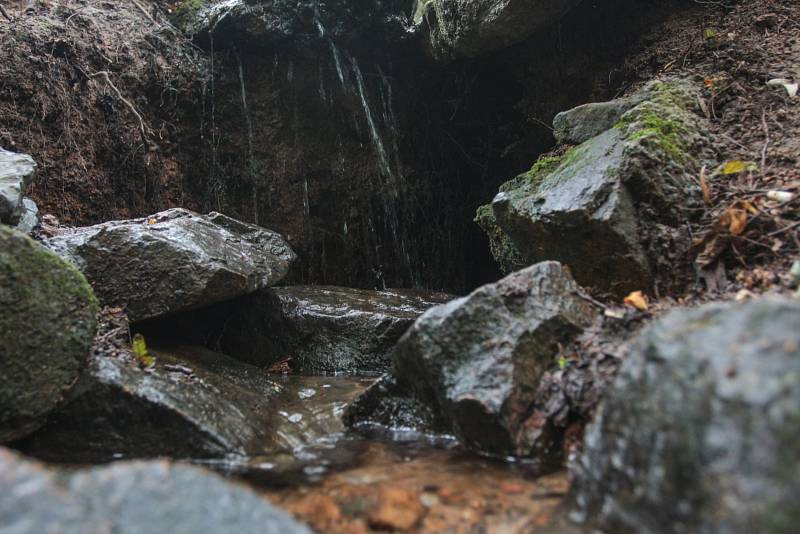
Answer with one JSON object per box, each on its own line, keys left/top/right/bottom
{"left": 350, "top": 56, "right": 395, "bottom": 189}
{"left": 234, "top": 50, "right": 258, "bottom": 224}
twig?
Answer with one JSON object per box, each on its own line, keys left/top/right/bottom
{"left": 760, "top": 108, "right": 770, "bottom": 170}
{"left": 131, "top": 0, "right": 156, "bottom": 25}
{"left": 0, "top": 5, "right": 13, "bottom": 22}
{"left": 574, "top": 290, "right": 608, "bottom": 310}
{"left": 88, "top": 71, "right": 148, "bottom": 141}
{"left": 767, "top": 220, "right": 800, "bottom": 237}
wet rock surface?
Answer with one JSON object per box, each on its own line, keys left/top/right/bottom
{"left": 414, "top": 0, "right": 582, "bottom": 60}
{"left": 0, "top": 447, "right": 312, "bottom": 534}
{"left": 0, "top": 226, "right": 97, "bottom": 443}
{"left": 569, "top": 298, "right": 800, "bottom": 533}
{"left": 189, "top": 286, "right": 453, "bottom": 374}
{"left": 0, "top": 147, "right": 36, "bottom": 225}
{"left": 44, "top": 208, "right": 296, "bottom": 322}
{"left": 346, "top": 261, "right": 595, "bottom": 458}
{"left": 481, "top": 80, "right": 711, "bottom": 296}
{"left": 16, "top": 340, "right": 370, "bottom": 464}
{"left": 14, "top": 197, "right": 39, "bottom": 234}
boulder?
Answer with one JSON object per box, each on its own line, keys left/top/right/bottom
{"left": 0, "top": 147, "right": 36, "bottom": 225}
{"left": 0, "top": 226, "right": 97, "bottom": 442}
{"left": 44, "top": 208, "right": 296, "bottom": 322}
{"left": 478, "top": 80, "right": 711, "bottom": 296}
{"left": 169, "top": 286, "right": 452, "bottom": 374}
{"left": 413, "top": 0, "right": 582, "bottom": 61}
{"left": 0, "top": 448, "right": 312, "bottom": 534}
{"left": 346, "top": 261, "right": 595, "bottom": 457}
{"left": 16, "top": 338, "right": 370, "bottom": 464}
{"left": 569, "top": 298, "right": 800, "bottom": 533}
{"left": 14, "top": 197, "right": 39, "bottom": 234}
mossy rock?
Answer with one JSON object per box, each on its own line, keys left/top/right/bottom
{"left": 0, "top": 226, "right": 98, "bottom": 442}
{"left": 479, "top": 79, "right": 710, "bottom": 296}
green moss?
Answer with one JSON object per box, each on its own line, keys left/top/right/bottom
{"left": 0, "top": 226, "right": 98, "bottom": 441}
{"left": 498, "top": 153, "right": 565, "bottom": 196}
{"left": 615, "top": 85, "right": 696, "bottom": 164}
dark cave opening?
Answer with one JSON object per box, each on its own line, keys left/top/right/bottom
{"left": 180, "top": 0, "right": 690, "bottom": 294}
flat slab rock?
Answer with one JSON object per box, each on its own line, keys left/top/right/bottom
{"left": 0, "top": 447, "right": 311, "bottom": 534}
{"left": 0, "top": 147, "right": 36, "bottom": 225}
{"left": 149, "top": 285, "right": 452, "bottom": 374}
{"left": 44, "top": 208, "right": 296, "bottom": 322}
{"left": 569, "top": 298, "right": 800, "bottom": 533}
{"left": 211, "top": 286, "right": 453, "bottom": 374}
{"left": 346, "top": 261, "right": 595, "bottom": 458}
{"left": 16, "top": 343, "right": 369, "bottom": 464}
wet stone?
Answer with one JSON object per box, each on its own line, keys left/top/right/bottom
{"left": 152, "top": 286, "right": 452, "bottom": 374}
{"left": 569, "top": 298, "right": 800, "bottom": 533}
{"left": 0, "top": 226, "right": 97, "bottom": 443}
{"left": 43, "top": 208, "right": 296, "bottom": 322}
{"left": 0, "top": 447, "right": 312, "bottom": 534}
{"left": 414, "top": 0, "right": 582, "bottom": 61}
{"left": 346, "top": 261, "right": 595, "bottom": 458}
{"left": 0, "top": 147, "right": 36, "bottom": 225}
{"left": 15, "top": 343, "right": 371, "bottom": 469}
{"left": 480, "top": 80, "right": 712, "bottom": 296}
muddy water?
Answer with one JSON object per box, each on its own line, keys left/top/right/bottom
{"left": 197, "top": 374, "right": 568, "bottom": 533}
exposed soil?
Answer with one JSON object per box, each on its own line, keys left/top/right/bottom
{"left": 0, "top": 0, "right": 207, "bottom": 223}
{"left": 618, "top": 0, "right": 800, "bottom": 301}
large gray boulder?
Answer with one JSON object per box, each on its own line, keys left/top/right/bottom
{"left": 0, "top": 448, "right": 312, "bottom": 534}
{"left": 413, "top": 0, "right": 582, "bottom": 61}
{"left": 0, "top": 226, "right": 97, "bottom": 443}
{"left": 0, "top": 148, "right": 36, "bottom": 225}
{"left": 44, "top": 208, "right": 296, "bottom": 322}
{"left": 569, "top": 298, "right": 800, "bottom": 533}
{"left": 478, "top": 80, "right": 711, "bottom": 296}
{"left": 346, "top": 261, "right": 595, "bottom": 457}
{"left": 171, "top": 286, "right": 452, "bottom": 374}
{"left": 17, "top": 337, "right": 370, "bottom": 466}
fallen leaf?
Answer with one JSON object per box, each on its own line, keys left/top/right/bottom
{"left": 719, "top": 205, "right": 748, "bottom": 235}
{"left": 766, "top": 78, "right": 798, "bottom": 98}
{"left": 703, "top": 28, "right": 718, "bottom": 39}
{"left": 147, "top": 218, "right": 157, "bottom": 225}
{"left": 765, "top": 190, "right": 795, "bottom": 202}
{"left": 718, "top": 160, "right": 757, "bottom": 175}
{"left": 623, "top": 291, "right": 648, "bottom": 311}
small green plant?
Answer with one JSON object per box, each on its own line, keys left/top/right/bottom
{"left": 132, "top": 333, "right": 155, "bottom": 369}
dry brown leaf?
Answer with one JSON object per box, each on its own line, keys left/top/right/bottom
{"left": 623, "top": 291, "right": 649, "bottom": 311}
{"left": 694, "top": 234, "right": 730, "bottom": 268}
{"left": 147, "top": 218, "right": 157, "bottom": 225}
{"left": 715, "top": 201, "right": 757, "bottom": 236}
